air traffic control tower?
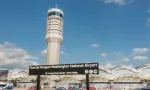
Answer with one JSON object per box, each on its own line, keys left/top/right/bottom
{"left": 45, "top": 8, "right": 64, "bottom": 65}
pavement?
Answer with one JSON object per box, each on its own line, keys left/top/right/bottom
{"left": 13, "top": 87, "right": 56, "bottom": 90}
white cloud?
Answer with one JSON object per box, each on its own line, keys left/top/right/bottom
{"left": 102, "top": 0, "right": 134, "bottom": 5}
{"left": 133, "top": 56, "right": 148, "bottom": 60}
{"left": 101, "top": 53, "right": 107, "bottom": 57}
{"left": 146, "top": 17, "right": 150, "bottom": 26}
{"left": 103, "top": 0, "right": 125, "bottom": 5}
{"left": 0, "top": 42, "right": 38, "bottom": 69}
{"left": 146, "top": 8, "right": 150, "bottom": 26}
{"left": 129, "top": 0, "right": 134, "bottom": 4}
{"left": 122, "top": 58, "right": 130, "bottom": 62}
{"left": 104, "top": 63, "right": 133, "bottom": 68}
{"left": 113, "top": 51, "right": 122, "bottom": 57}
{"left": 60, "top": 51, "right": 65, "bottom": 54}
{"left": 128, "top": 64, "right": 134, "bottom": 67}
{"left": 105, "top": 63, "right": 115, "bottom": 68}
{"left": 147, "top": 9, "right": 150, "bottom": 13}
{"left": 132, "top": 48, "right": 149, "bottom": 55}
{"left": 91, "top": 44, "right": 99, "bottom": 48}
{"left": 41, "top": 49, "right": 65, "bottom": 56}
{"left": 41, "top": 49, "right": 47, "bottom": 56}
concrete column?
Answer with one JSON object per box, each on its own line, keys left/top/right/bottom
{"left": 143, "top": 80, "right": 147, "bottom": 88}
{"left": 110, "top": 80, "right": 114, "bottom": 88}
{"left": 46, "top": 42, "right": 60, "bottom": 65}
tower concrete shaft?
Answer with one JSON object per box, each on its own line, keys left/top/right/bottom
{"left": 45, "top": 8, "right": 64, "bottom": 65}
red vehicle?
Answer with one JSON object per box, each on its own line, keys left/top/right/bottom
{"left": 27, "top": 87, "right": 36, "bottom": 90}
{"left": 80, "top": 87, "right": 96, "bottom": 90}
{"left": 80, "top": 88, "right": 86, "bottom": 90}
{"left": 89, "top": 87, "right": 96, "bottom": 90}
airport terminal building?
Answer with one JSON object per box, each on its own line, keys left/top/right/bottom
{"left": 0, "top": 8, "right": 149, "bottom": 90}
{"left": 1, "top": 64, "right": 150, "bottom": 89}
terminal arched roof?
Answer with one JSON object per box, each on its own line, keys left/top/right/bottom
{"left": 5, "top": 64, "right": 150, "bottom": 81}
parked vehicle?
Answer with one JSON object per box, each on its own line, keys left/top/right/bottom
{"left": 56, "top": 87, "right": 67, "bottom": 90}
{"left": 27, "top": 87, "right": 37, "bottom": 90}
{"left": 0, "top": 82, "right": 7, "bottom": 90}
{"left": 89, "top": 87, "right": 96, "bottom": 90}
{"left": 6, "top": 82, "right": 13, "bottom": 89}
{"left": 0, "top": 82, "right": 13, "bottom": 90}
{"left": 80, "top": 87, "right": 96, "bottom": 90}
{"left": 80, "top": 88, "right": 86, "bottom": 90}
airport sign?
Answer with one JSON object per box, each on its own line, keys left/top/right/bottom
{"left": 29, "top": 63, "right": 99, "bottom": 75}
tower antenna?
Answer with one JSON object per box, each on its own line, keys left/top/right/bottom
{"left": 55, "top": 4, "right": 58, "bottom": 8}
{"left": 49, "top": 5, "right": 51, "bottom": 9}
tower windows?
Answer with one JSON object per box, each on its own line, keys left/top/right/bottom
{"left": 48, "top": 12, "right": 63, "bottom": 18}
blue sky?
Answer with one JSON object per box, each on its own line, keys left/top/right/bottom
{"left": 0, "top": 0, "right": 150, "bottom": 69}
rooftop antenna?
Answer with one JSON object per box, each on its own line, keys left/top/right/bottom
{"left": 55, "top": 4, "right": 58, "bottom": 8}
{"left": 48, "top": 5, "right": 51, "bottom": 9}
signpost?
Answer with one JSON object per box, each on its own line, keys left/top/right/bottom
{"left": 29, "top": 63, "right": 99, "bottom": 90}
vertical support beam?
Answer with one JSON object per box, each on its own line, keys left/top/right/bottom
{"left": 86, "top": 74, "right": 89, "bottom": 90}
{"left": 143, "top": 80, "right": 147, "bottom": 88}
{"left": 110, "top": 80, "right": 113, "bottom": 89}
{"left": 37, "top": 75, "right": 40, "bottom": 90}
